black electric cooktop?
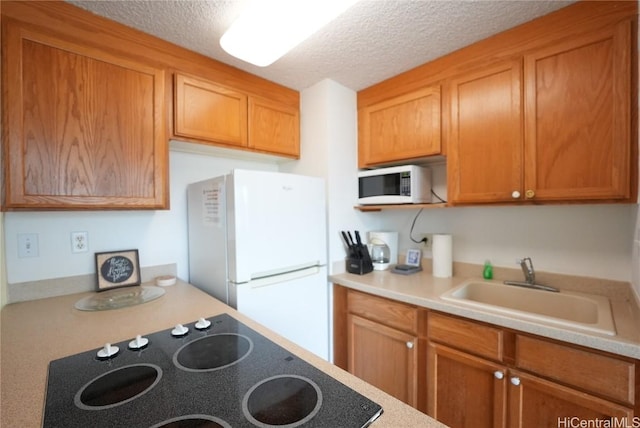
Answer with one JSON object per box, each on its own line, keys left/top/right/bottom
{"left": 43, "top": 313, "right": 383, "bottom": 427}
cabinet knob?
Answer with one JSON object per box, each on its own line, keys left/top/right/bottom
{"left": 510, "top": 376, "right": 521, "bottom": 386}
{"left": 511, "top": 191, "right": 521, "bottom": 199}
{"left": 406, "top": 341, "right": 414, "bottom": 349}
{"left": 494, "top": 371, "right": 504, "bottom": 380}
{"left": 525, "top": 189, "right": 535, "bottom": 199}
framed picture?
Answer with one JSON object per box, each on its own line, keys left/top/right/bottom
{"left": 95, "top": 249, "right": 141, "bottom": 291}
{"left": 405, "top": 249, "right": 422, "bottom": 267}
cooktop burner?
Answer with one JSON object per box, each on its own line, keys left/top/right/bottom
{"left": 44, "top": 314, "right": 383, "bottom": 427}
{"left": 174, "top": 334, "right": 253, "bottom": 372}
{"left": 74, "top": 363, "right": 162, "bottom": 410}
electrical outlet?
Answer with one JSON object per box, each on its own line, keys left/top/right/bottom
{"left": 18, "top": 233, "right": 39, "bottom": 258}
{"left": 422, "top": 234, "right": 433, "bottom": 250}
{"left": 71, "top": 231, "right": 89, "bottom": 253}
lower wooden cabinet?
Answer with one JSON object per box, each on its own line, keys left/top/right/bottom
{"left": 333, "top": 285, "right": 639, "bottom": 426}
{"left": 334, "top": 286, "right": 427, "bottom": 411}
{"left": 427, "top": 342, "right": 506, "bottom": 428}
{"left": 428, "top": 312, "right": 636, "bottom": 428}
{"left": 509, "top": 370, "right": 633, "bottom": 428}
{"left": 348, "top": 314, "right": 418, "bottom": 406}
{"left": 427, "top": 342, "right": 633, "bottom": 428}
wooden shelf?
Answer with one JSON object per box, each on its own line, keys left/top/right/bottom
{"left": 355, "top": 203, "right": 448, "bottom": 212}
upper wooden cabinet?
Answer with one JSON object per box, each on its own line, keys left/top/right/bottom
{"left": 523, "top": 21, "right": 632, "bottom": 202}
{"left": 359, "top": 86, "right": 441, "bottom": 167}
{"left": 2, "top": 20, "right": 168, "bottom": 210}
{"left": 448, "top": 20, "right": 633, "bottom": 205}
{"left": 174, "top": 74, "right": 248, "bottom": 148}
{"left": 248, "top": 96, "right": 300, "bottom": 157}
{"left": 173, "top": 73, "right": 300, "bottom": 158}
{"left": 2, "top": 1, "right": 301, "bottom": 211}
{"left": 448, "top": 60, "right": 523, "bottom": 204}
{"left": 359, "top": 1, "right": 637, "bottom": 206}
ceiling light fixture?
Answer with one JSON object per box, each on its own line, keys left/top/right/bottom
{"left": 220, "top": 0, "right": 360, "bottom": 67}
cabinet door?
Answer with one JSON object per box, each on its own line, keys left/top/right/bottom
{"left": 447, "top": 60, "right": 523, "bottom": 204}
{"left": 3, "top": 23, "right": 167, "bottom": 209}
{"left": 508, "top": 370, "right": 634, "bottom": 428}
{"left": 523, "top": 20, "right": 632, "bottom": 201}
{"left": 348, "top": 314, "right": 418, "bottom": 407}
{"left": 248, "top": 96, "right": 299, "bottom": 158}
{"left": 428, "top": 342, "right": 507, "bottom": 428}
{"left": 359, "top": 86, "right": 441, "bottom": 167}
{"left": 174, "top": 73, "right": 248, "bottom": 147}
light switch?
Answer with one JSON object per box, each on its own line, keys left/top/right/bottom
{"left": 18, "top": 233, "right": 39, "bottom": 258}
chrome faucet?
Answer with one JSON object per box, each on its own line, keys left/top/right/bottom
{"left": 519, "top": 257, "right": 535, "bottom": 284}
{"left": 504, "top": 257, "right": 559, "bottom": 292}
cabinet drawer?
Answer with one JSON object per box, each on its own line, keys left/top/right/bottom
{"left": 516, "top": 335, "right": 635, "bottom": 405}
{"left": 428, "top": 312, "right": 505, "bottom": 362}
{"left": 347, "top": 291, "right": 418, "bottom": 334}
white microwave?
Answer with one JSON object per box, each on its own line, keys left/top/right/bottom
{"left": 358, "top": 165, "right": 432, "bottom": 205}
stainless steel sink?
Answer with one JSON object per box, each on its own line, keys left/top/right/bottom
{"left": 440, "top": 280, "right": 616, "bottom": 336}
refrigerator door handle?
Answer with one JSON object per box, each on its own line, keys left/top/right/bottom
{"left": 245, "top": 266, "right": 321, "bottom": 289}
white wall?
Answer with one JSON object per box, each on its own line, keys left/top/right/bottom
{"left": 0, "top": 213, "right": 5, "bottom": 307}
{"left": 282, "top": 79, "right": 382, "bottom": 273}
{"left": 377, "top": 203, "right": 635, "bottom": 282}
{"left": 3, "top": 146, "right": 278, "bottom": 287}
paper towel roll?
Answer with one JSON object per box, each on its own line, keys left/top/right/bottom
{"left": 432, "top": 234, "right": 452, "bottom": 278}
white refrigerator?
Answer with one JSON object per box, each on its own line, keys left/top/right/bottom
{"left": 187, "top": 169, "right": 329, "bottom": 360}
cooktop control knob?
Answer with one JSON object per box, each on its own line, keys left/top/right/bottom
{"left": 171, "top": 324, "right": 189, "bottom": 337}
{"left": 128, "top": 334, "right": 149, "bottom": 350}
{"left": 195, "top": 317, "right": 211, "bottom": 330}
{"left": 97, "top": 343, "right": 119, "bottom": 359}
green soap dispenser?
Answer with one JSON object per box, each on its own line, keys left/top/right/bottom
{"left": 483, "top": 260, "right": 493, "bottom": 280}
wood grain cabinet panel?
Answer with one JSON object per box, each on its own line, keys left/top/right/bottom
{"left": 428, "top": 306, "right": 505, "bottom": 362}
{"left": 427, "top": 313, "right": 637, "bottom": 428}
{"left": 2, "top": 22, "right": 167, "bottom": 209}
{"left": 333, "top": 286, "right": 426, "bottom": 412}
{"left": 516, "top": 335, "right": 635, "bottom": 405}
{"left": 174, "top": 73, "right": 248, "bottom": 147}
{"left": 348, "top": 314, "right": 419, "bottom": 407}
{"left": 428, "top": 342, "right": 507, "bottom": 428}
{"left": 508, "top": 370, "right": 634, "bottom": 428}
{"left": 447, "top": 60, "right": 523, "bottom": 204}
{"left": 347, "top": 289, "right": 419, "bottom": 334}
{"left": 523, "top": 20, "right": 632, "bottom": 201}
{"left": 359, "top": 86, "right": 441, "bottom": 167}
{"left": 448, "top": 18, "right": 633, "bottom": 205}
{"left": 248, "top": 96, "right": 299, "bottom": 157}
{"left": 173, "top": 74, "right": 300, "bottom": 158}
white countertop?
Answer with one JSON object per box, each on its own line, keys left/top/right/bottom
{"left": 330, "top": 265, "right": 640, "bottom": 359}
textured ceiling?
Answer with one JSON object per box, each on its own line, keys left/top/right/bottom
{"left": 67, "top": 0, "right": 575, "bottom": 91}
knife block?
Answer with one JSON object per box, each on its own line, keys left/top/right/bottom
{"left": 346, "top": 254, "right": 373, "bottom": 275}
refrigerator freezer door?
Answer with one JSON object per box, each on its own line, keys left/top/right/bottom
{"left": 227, "top": 170, "right": 327, "bottom": 283}
{"left": 230, "top": 265, "right": 329, "bottom": 360}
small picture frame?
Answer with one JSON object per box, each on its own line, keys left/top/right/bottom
{"left": 95, "top": 249, "right": 141, "bottom": 291}
{"left": 405, "top": 249, "right": 422, "bottom": 267}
